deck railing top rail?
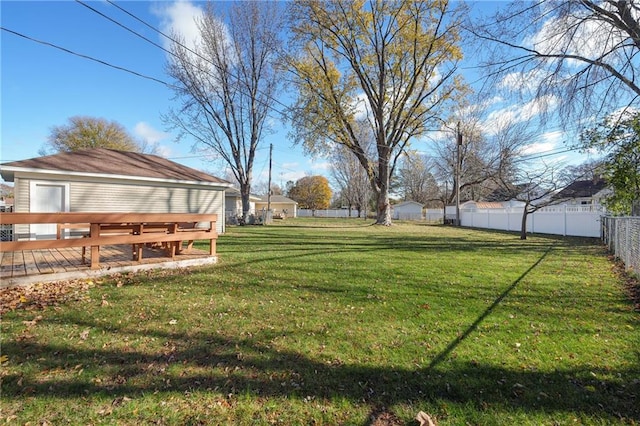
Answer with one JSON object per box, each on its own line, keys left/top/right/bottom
{"left": 0, "top": 212, "right": 217, "bottom": 225}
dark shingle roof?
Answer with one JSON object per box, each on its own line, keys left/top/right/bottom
{"left": 555, "top": 179, "right": 608, "bottom": 199}
{"left": 1, "top": 148, "right": 228, "bottom": 184}
{"left": 483, "top": 184, "right": 529, "bottom": 202}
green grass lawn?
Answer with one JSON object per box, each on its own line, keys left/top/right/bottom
{"left": 2, "top": 219, "right": 639, "bottom": 425}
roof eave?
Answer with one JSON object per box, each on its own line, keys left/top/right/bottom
{"left": 0, "top": 165, "right": 233, "bottom": 189}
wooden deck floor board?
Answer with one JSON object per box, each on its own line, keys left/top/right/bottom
{"left": 31, "top": 250, "right": 55, "bottom": 274}
{"left": 1, "top": 245, "right": 216, "bottom": 288}
{"left": 23, "top": 251, "right": 40, "bottom": 276}
{"left": 12, "top": 251, "right": 26, "bottom": 277}
{"left": 1, "top": 251, "right": 14, "bottom": 278}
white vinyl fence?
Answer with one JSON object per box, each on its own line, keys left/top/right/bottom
{"left": 602, "top": 216, "right": 640, "bottom": 278}
{"left": 426, "top": 209, "right": 445, "bottom": 222}
{"left": 298, "top": 208, "right": 365, "bottom": 218}
{"left": 460, "top": 205, "right": 604, "bottom": 238}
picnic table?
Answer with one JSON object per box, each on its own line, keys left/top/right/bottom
{"left": 0, "top": 213, "right": 218, "bottom": 270}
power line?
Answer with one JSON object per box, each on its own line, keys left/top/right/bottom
{"left": 0, "top": 26, "right": 174, "bottom": 88}
{"left": 513, "top": 146, "right": 581, "bottom": 164}
{"left": 75, "top": 0, "right": 173, "bottom": 60}
{"left": 96, "top": 0, "right": 294, "bottom": 116}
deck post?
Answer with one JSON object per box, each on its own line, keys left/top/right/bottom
{"left": 90, "top": 223, "right": 100, "bottom": 270}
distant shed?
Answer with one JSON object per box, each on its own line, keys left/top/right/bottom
{"left": 392, "top": 201, "right": 424, "bottom": 220}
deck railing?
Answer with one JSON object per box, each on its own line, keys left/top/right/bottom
{"left": 0, "top": 212, "right": 217, "bottom": 270}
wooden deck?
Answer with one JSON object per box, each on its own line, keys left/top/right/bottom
{"left": 0, "top": 244, "right": 217, "bottom": 288}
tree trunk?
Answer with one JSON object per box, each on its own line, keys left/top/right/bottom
{"left": 520, "top": 207, "right": 529, "bottom": 240}
{"left": 375, "top": 191, "right": 391, "bottom": 225}
{"left": 374, "top": 159, "right": 392, "bottom": 225}
{"left": 240, "top": 183, "right": 252, "bottom": 225}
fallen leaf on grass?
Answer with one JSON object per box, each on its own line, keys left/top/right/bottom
{"left": 79, "top": 329, "right": 90, "bottom": 340}
{"left": 97, "top": 407, "right": 113, "bottom": 416}
{"left": 0, "top": 279, "right": 94, "bottom": 315}
{"left": 112, "top": 396, "right": 132, "bottom": 406}
{"left": 22, "top": 315, "right": 43, "bottom": 327}
{"left": 416, "top": 411, "right": 437, "bottom": 426}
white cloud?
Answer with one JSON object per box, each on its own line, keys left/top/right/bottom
{"left": 133, "top": 122, "right": 172, "bottom": 157}
{"left": 520, "top": 141, "right": 555, "bottom": 156}
{"left": 499, "top": 70, "right": 544, "bottom": 93}
{"left": 523, "top": 2, "right": 639, "bottom": 70}
{"left": 153, "top": 1, "right": 234, "bottom": 83}
{"left": 353, "top": 92, "right": 371, "bottom": 121}
{"left": 153, "top": 0, "right": 204, "bottom": 51}
{"left": 308, "top": 160, "right": 331, "bottom": 171}
{"left": 281, "top": 162, "right": 300, "bottom": 170}
{"left": 154, "top": 145, "right": 174, "bottom": 158}
{"left": 539, "top": 130, "right": 563, "bottom": 146}
{"left": 279, "top": 170, "right": 307, "bottom": 182}
{"left": 134, "top": 122, "right": 169, "bottom": 144}
{"left": 482, "top": 94, "right": 559, "bottom": 136}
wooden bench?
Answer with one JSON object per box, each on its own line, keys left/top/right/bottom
{"left": 0, "top": 213, "right": 218, "bottom": 270}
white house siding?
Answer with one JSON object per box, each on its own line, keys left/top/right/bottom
{"left": 12, "top": 177, "right": 30, "bottom": 237}
{"left": 69, "top": 180, "right": 225, "bottom": 234}
{"left": 10, "top": 174, "right": 225, "bottom": 234}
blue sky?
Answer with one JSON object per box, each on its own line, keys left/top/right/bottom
{"left": 1, "top": 1, "right": 595, "bottom": 190}
{"left": 1, "top": 0, "right": 319, "bottom": 189}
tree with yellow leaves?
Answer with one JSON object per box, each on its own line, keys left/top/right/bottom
{"left": 286, "top": 0, "right": 465, "bottom": 225}
{"left": 287, "top": 175, "right": 332, "bottom": 216}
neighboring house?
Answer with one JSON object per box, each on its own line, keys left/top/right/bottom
{"left": 225, "top": 189, "right": 262, "bottom": 218}
{"left": 0, "top": 148, "right": 232, "bottom": 237}
{"left": 553, "top": 178, "right": 610, "bottom": 209}
{"left": 0, "top": 197, "right": 14, "bottom": 212}
{"left": 392, "top": 200, "right": 423, "bottom": 220}
{"left": 483, "top": 184, "right": 529, "bottom": 202}
{"left": 483, "top": 179, "right": 609, "bottom": 210}
{"left": 255, "top": 195, "right": 298, "bottom": 218}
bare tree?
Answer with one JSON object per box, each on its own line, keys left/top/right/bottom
{"left": 469, "top": 0, "right": 640, "bottom": 124}
{"left": 330, "top": 145, "right": 373, "bottom": 218}
{"left": 286, "top": 0, "right": 465, "bottom": 225}
{"left": 253, "top": 181, "right": 284, "bottom": 196}
{"left": 497, "top": 162, "right": 569, "bottom": 240}
{"left": 397, "top": 151, "right": 439, "bottom": 205}
{"left": 165, "top": 1, "right": 283, "bottom": 223}
{"left": 431, "top": 104, "right": 531, "bottom": 206}
{"left": 561, "top": 159, "right": 606, "bottom": 182}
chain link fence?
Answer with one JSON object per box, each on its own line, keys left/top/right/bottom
{"left": 602, "top": 216, "right": 640, "bottom": 278}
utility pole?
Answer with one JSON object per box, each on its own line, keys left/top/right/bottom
{"left": 266, "top": 143, "right": 273, "bottom": 225}
{"left": 444, "top": 180, "right": 448, "bottom": 224}
{"left": 456, "top": 122, "right": 462, "bottom": 226}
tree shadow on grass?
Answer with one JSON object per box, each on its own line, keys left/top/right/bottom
{"left": 3, "top": 330, "right": 639, "bottom": 422}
